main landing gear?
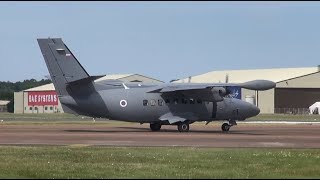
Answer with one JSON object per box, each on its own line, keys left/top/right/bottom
{"left": 150, "top": 121, "right": 190, "bottom": 132}
{"left": 150, "top": 123, "right": 162, "bottom": 131}
{"left": 221, "top": 120, "right": 237, "bottom": 132}
{"left": 177, "top": 122, "right": 189, "bottom": 132}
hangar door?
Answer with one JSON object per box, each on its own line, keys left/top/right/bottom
{"left": 275, "top": 88, "right": 320, "bottom": 114}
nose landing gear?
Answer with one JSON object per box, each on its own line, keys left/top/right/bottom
{"left": 221, "top": 120, "right": 237, "bottom": 132}
{"left": 221, "top": 123, "right": 231, "bottom": 132}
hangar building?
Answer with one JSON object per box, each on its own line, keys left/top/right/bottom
{"left": 173, "top": 67, "right": 320, "bottom": 114}
{"left": 14, "top": 74, "right": 163, "bottom": 114}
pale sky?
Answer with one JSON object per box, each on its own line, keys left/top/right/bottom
{"left": 1, "top": 1, "right": 320, "bottom": 82}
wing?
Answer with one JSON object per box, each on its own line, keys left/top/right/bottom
{"left": 147, "top": 80, "right": 276, "bottom": 102}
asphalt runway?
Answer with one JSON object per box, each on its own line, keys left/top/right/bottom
{"left": 0, "top": 123, "right": 320, "bottom": 148}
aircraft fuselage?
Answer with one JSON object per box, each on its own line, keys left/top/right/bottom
{"left": 60, "top": 82, "right": 260, "bottom": 124}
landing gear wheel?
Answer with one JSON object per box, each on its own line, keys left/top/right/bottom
{"left": 177, "top": 122, "right": 189, "bottom": 132}
{"left": 221, "top": 123, "right": 231, "bottom": 132}
{"left": 150, "top": 123, "right": 161, "bottom": 131}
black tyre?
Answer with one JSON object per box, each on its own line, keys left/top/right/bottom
{"left": 221, "top": 123, "right": 230, "bottom": 132}
{"left": 177, "top": 122, "right": 189, "bottom": 132}
{"left": 150, "top": 123, "right": 161, "bottom": 131}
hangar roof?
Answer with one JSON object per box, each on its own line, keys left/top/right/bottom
{"left": 95, "top": 73, "right": 164, "bottom": 83}
{"left": 23, "top": 74, "right": 162, "bottom": 92}
{"left": 173, "top": 67, "right": 320, "bottom": 84}
{"left": 23, "top": 83, "right": 55, "bottom": 92}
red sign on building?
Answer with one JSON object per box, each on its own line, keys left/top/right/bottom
{"left": 28, "top": 91, "right": 58, "bottom": 106}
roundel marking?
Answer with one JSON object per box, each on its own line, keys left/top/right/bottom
{"left": 120, "top": 100, "right": 127, "bottom": 107}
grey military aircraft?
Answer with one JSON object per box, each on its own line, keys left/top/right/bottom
{"left": 37, "top": 38, "right": 276, "bottom": 132}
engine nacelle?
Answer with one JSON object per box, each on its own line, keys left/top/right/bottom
{"left": 211, "top": 87, "right": 232, "bottom": 97}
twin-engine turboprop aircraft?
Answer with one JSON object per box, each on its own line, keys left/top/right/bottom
{"left": 37, "top": 38, "right": 275, "bottom": 132}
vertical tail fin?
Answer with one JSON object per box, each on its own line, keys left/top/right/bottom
{"left": 37, "top": 38, "right": 90, "bottom": 96}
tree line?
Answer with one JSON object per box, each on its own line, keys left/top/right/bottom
{"left": 0, "top": 79, "right": 52, "bottom": 112}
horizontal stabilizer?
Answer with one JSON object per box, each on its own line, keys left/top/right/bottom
{"left": 96, "top": 79, "right": 124, "bottom": 86}
{"left": 67, "top": 75, "right": 105, "bottom": 86}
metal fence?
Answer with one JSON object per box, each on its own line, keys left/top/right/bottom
{"left": 274, "top": 108, "right": 310, "bottom": 115}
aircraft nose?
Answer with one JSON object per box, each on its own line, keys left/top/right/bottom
{"left": 251, "top": 105, "right": 260, "bottom": 116}
{"left": 232, "top": 98, "right": 260, "bottom": 119}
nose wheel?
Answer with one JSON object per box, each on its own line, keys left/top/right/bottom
{"left": 221, "top": 123, "right": 231, "bottom": 132}
{"left": 221, "top": 120, "right": 237, "bottom": 132}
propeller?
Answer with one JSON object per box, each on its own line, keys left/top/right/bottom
{"left": 212, "top": 86, "right": 231, "bottom": 98}
{"left": 225, "top": 73, "right": 229, "bottom": 83}
{"left": 223, "top": 73, "right": 232, "bottom": 97}
{"left": 210, "top": 73, "right": 232, "bottom": 98}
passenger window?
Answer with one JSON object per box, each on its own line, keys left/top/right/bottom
{"left": 50, "top": 107, "right": 53, "bottom": 110}
{"left": 189, "top": 98, "right": 195, "bottom": 104}
{"left": 45, "top": 107, "right": 48, "bottom": 110}
{"left": 143, "top": 100, "right": 148, "bottom": 106}
{"left": 29, "top": 107, "right": 32, "bottom": 110}
{"left": 165, "top": 99, "right": 170, "bottom": 104}
{"left": 174, "top": 99, "right": 179, "bottom": 104}
{"left": 150, "top": 99, "right": 156, "bottom": 106}
{"left": 197, "top": 99, "right": 202, "bottom": 104}
{"left": 158, "top": 99, "right": 163, "bottom": 106}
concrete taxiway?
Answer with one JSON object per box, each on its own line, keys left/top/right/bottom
{"left": 0, "top": 122, "right": 319, "bottom": 148}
